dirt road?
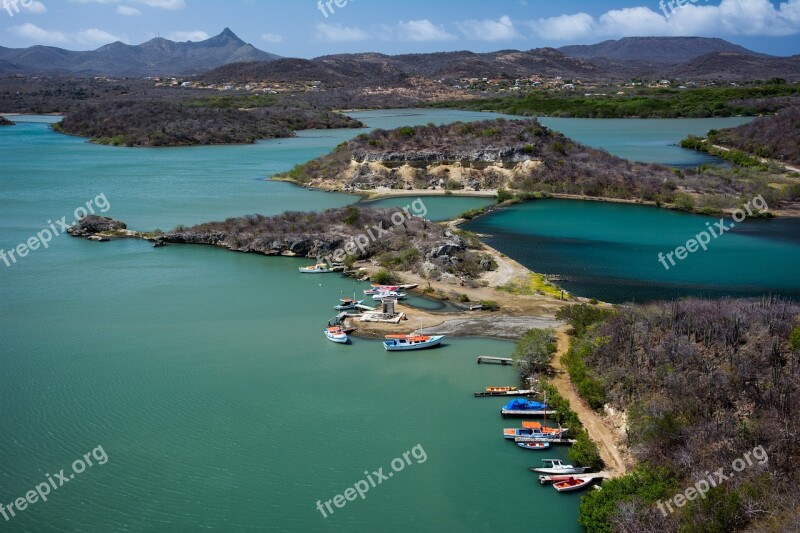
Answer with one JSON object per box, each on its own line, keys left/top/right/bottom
{"left": 551, "top": 329, "right": 630, "bottom": 477}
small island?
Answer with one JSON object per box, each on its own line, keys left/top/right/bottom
{"left": 276, "top": 118, "right": 799, "bottom": 215}
{"left": 52, "top": 99, "right": 365, "bottom": 147}
{"left": 0, "top": 116, "right": 15, "bottom": 126}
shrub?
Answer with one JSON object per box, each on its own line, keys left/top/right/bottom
{"left": 479, "top": 300, "right": 499, "bottom": 311}
{"left": 512, "top": 328, "right": 556, "bottom": 376}
{"left": 372, "top": 269, "right": 396, "bottom": 285}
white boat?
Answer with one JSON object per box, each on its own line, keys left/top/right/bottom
{"left": 529, "top": 459, "right": 589, "bottom": 475}
{"left": 299, "top": 263, "right": 334, "bottom": 274}
{"left": 553, "top": 476, "right": 594, "bottom": 492}
{"left": 383, "top": 335, "right": 444, "bottom": 351}
{"left": 334, "top": 299, "right": 364, "bottom": 311}
{"left": 371, "top": 291, "right": 406, "bottom": 301}
{"left": 324, "top": 326, "right": 349, "bottom": 344}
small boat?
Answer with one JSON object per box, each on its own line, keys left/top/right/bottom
{"left": 324, "top": 326, "right": 349, "bottom": 344}
{"left": 383, "top": 335, "right": 445, "bottom": 351}
{"left": 371, "top": 291, "right": 406, "bottom": 301}
{"left": 334, "top": 298, "right": 364, "bottom": 311}
{"left": 364, "top": 285, "right": 399, "bottom": 295}
{"left": 299, "top": 263, "right": 334, "bottom": 274}
{"left": 517, "top": 441, "right": 550, "bottom": 450}
{"left": 530, "top": 459, "right": 589, "bottom": 475}
{"left": 523, "top": 421, "right": 568, "bottom": 436}
{"left": 553, "top": 476, "right": 594, "bottom": 492}
{"left": 486, "top": 386, "right": 517, "bottom": 393}
{"left": 502, "top": 399, "right": 549, "bottom": 412}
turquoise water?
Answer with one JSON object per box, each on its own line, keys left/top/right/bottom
{"left": 538, "top": 117, "right": 752, "bottom": 166}
{"left": 1, "top": 110, "right": 782, "bottom": 530}
{"left": 1, "top": 111, "right": 582, "bottom": 532}
{"left": 465, "top": 199, "right": 800, "bottom": 303}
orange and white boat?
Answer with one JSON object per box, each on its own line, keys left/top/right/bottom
{"left": 486, "top": 386, "right": 518, "bottom": 393}
{"left": 553, "top": 476, "right": 593, "bottom": 492}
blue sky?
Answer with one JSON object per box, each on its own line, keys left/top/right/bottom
{"left": 1, "top": 0, "right": 799, "bottom": 56}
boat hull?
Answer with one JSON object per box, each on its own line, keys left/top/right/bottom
{"left": 530, "top": 467, "right": 589, "bottom": 474}
{"left": 324, "top": 330, "right": 349, "bottom": 344}
{"left": 554, "top": 478, "right": 593, "bottom": 492}
{"left": 383, "top": 335, "right": 444, "bottom": 351}
{"left": 517, "top": 441, "right": 550, "bottom": 450}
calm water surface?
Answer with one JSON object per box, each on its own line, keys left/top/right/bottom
{"left": 465, "top": 199, "right": 800, "bottom": 303}
{"left": 1, "top": 111, "right": 580, "bottom": 532}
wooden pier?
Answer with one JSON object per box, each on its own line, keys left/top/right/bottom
{"left": 477, "top": 356, "right": 513, "bottom": 365}
{"left": 474, "top": 389, "right": 536, "bottom": 398}
{"left": 501, "top": 409, "right": 558, "bottom": 418}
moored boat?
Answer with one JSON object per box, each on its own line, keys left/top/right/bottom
{"left": 364, "top": 285, "right": 399, "bottom": 295}
{"left": 517, "top": 441, "right": 550, "bottom": 450}
{"left": 324, "top": 326, "right": 349, "bottom": 344}
{"left": 383, "top": 335, "right": 445, "bottom": 351}
{"left": 502, "top": 399, "right": 549, "bottom": 411}
{"left": 371, "top": 291, "right": 406, "bottom": 301}
{"left": 486, "top": 386, "right": 517, "bottom": 393}
{"left": 299, "top": 263, "right": 335, "bottom": 274}
{"left": 553, "top": 476, "right": 594, "bottom": 492}
{"left": 529, "top": 459, "right": 589, "bottom": 475}
{"left": 334, "top": 298, "right": 364, "bottom": 311}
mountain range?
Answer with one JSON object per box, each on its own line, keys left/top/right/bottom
{"left": 1, "top": 29, "right": 798, "bottom": 82}
{"left": 0, "top": 28, "right": 279, "bottom": 76}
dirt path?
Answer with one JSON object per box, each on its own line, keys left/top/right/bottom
{"left": 712, "top": 144, "right": 800, "bottom": 174}
{"left": 551, "top": 329, "right": 629, "bottom": 477}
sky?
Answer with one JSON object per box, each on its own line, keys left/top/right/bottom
{"left": 1, "top": 0, "right": 799, "bottom": 56}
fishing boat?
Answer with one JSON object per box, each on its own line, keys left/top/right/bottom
{"left": 371, "top": 291, "right": 406, "bottom": 301}
{"left": 553, "top": 476, "right": 594, "bottom": 492}
{"left": 334, "top": 298, "right": 364, "bottom": 311}
{"left": 486, "top": 386, "right": 518, "bottom": 393}
{"left": 516, "top": 441, "right": 550, "bottom": 450}
{"left": 529, "top": 459, "right": 589, "bottom": 475}
{"left": 383, "top": 335, "right": 445, "bottom": 351}
{"left": 324, "top": 326, "right": 349, "bottom": 344}
{"left": 364, "top": 285, "right": 399, "bottom": 295}
{"left": 523, "top": 420, "right": 568, "bottom": 437}
{"left": 299, "top": 263, "right": 334, "bottom": 274}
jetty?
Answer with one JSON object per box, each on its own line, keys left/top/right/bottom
{"left": 474, "top": 389, "right": 536, "bottom": 398}
{"left": 477, "top": 356, "right": 513, "bottom": 365}
{"left": 501, "top": 408, "right": 558, "bottom": 418}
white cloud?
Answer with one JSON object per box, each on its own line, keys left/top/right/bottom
{"left": 396, "top": 19, "right": 456, "bottom": 41}
{"left": 116, "top": 5, "right": 141, "bottom": 15}
{"left": 167, "top": 30, "right": 210, "bottom": 42}
{"left": 25, "top": 1, "right": 47, "bottom": 13}
{"left": 10, "top": 23, "right": 68, "bottom": 44}
{"left": 456, "top": 15, "right": 522, "bottom": 41}
{"left": 77, "top": 28, "right": 124, "bottom": 44}
{"left": 136, "top": 0, "right": 185, "bottom": 9}
{"left": 527, "top": 13, "right": 596, "bottom": 41}
{"left": 526, "top": 0, "right": 800, "bottom": 41}
{"left": 314, "top": 22, "right": 370, "bottom": 42}
{"left": 260, "top": 33, "right": 283, "bottom": 44}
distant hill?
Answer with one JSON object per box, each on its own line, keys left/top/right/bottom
{"left": 0, "top": 28, "right": 279, "bottom": 76}
{"left": 203, "top": 48, "right": 611, "bottom": 86}
{"left": 559, "top": 37, "right": 767, "bottom": 62}
{"left": 668, "top": 52, "right": 800, "bottom": 82}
